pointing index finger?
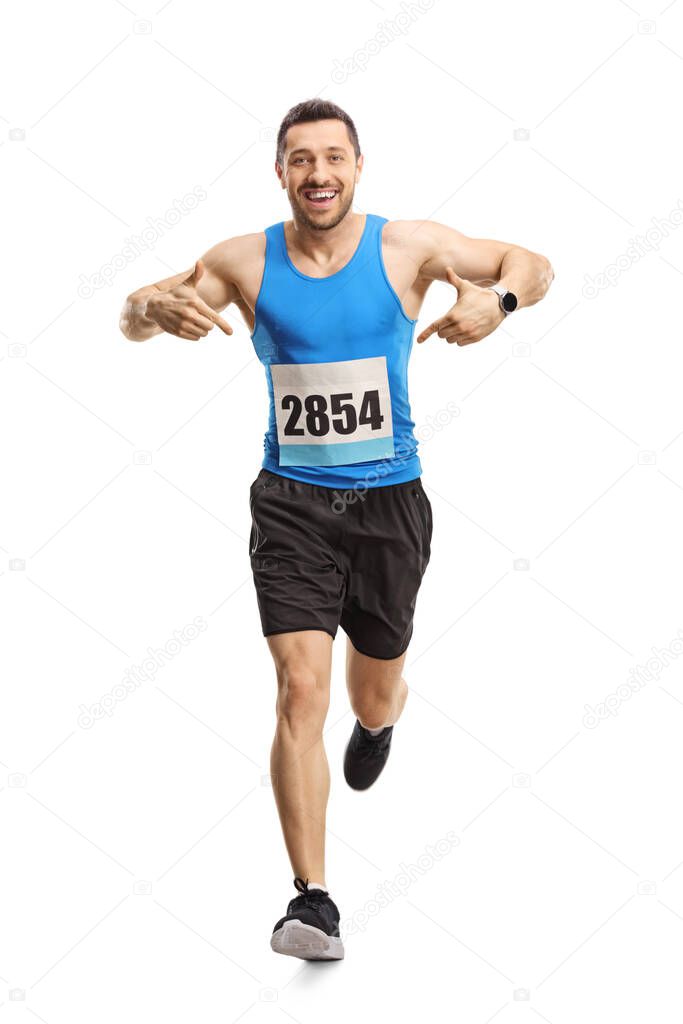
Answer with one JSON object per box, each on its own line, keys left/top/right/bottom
{"left": 196, "top": 299, "right": 233, "bottom": 335}
{"left": 416, "top": 319, "right": 440, "bottom": 344}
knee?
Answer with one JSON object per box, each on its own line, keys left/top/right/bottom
{"left": 350, "top": 688, "right": 391, "bottom": 730}
{"left": 276, "top": 665, "right": 329, "bottom": 733}
{"left": 353, "top": 704, "right": 389, "bottom": 731}
{"left": 351, "top": 677, "right": 407, "bottom": 730}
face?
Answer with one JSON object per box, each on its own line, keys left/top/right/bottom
{"left": 277, "top": 118, "right": 363, "bottom": 231}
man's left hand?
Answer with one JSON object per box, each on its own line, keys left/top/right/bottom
{"left": 416, "top": 267, "right": 505, "bottom": 345}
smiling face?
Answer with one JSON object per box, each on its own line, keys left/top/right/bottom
{"left": 277, "top": 118, "right": 363, "bottom": 231}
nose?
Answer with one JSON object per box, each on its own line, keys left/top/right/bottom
{"left": 304, "top": 155, "right": 334, "bottom": 179}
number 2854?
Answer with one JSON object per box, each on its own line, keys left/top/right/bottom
{"left": 282, "top": 389, "right": 384, "bottom": 438}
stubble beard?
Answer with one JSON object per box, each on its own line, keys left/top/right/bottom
{"left": 292, "top": 186, "right": 355, "bottom": 232}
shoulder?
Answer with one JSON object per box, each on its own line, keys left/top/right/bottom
{"left": 204, "top": 230, "right": 268, "bottom": 267}
{"left": 191, "top": 231, "right": 269, "bottom": 307}
{"left": 381, "top": 218, "right": 459, "bottom": 242}
{"left": 378, "top": 218, "right": 454, "bottom": 275}
{"left": 379, "top": 217, "right": 452, "bottom": 254}
{"left": 200, "top": 231, "right": 270, "bottom": 292}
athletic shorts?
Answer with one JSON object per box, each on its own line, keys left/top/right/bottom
{"left": 248, "top": 468, "right": 432, "bottom": 660}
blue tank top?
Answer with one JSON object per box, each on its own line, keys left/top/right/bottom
{"left": 250, "top": 212, "right": 422, "bottom": 489}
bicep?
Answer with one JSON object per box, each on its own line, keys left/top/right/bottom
{"left": 149, "top": 240, "right": 240, "bottom": 312}
{"left": 414, "top": 220, "right": 513, "bottom": 285}
{"left": 192, "top": 241, "right": 240, "bottom": 312}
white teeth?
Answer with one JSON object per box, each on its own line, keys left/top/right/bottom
{"left": 306, "top": 190, "right": 336, "bottom": 199}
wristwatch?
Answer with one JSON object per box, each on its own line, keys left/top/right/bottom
{"left": 487, "top": 284, "right": 518, "bottom": 315}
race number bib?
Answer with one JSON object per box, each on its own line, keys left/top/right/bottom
{"left": 269, "top": 356, "right": 395, "bottom": 467}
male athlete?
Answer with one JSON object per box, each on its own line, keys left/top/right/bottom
{"left": 120, "top": 98, "right": 554, "bottom": 961}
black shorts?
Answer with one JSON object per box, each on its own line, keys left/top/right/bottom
{"left": 248, "top": 469, "right": 432, "bottom": 660}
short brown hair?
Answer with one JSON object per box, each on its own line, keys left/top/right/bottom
{"left": 276, "top": 99, "right": 361, "bottom": 168}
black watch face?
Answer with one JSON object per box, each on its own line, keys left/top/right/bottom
{"left": 502, "top": 291, "right": 517, "bottom": 312}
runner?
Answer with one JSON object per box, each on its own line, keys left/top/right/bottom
{"left": 120, "top": 98, "right": 554, "bottom": 961}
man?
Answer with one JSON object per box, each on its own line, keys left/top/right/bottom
{"left": 120, "top": 98, "right": 554, "bottom": 962}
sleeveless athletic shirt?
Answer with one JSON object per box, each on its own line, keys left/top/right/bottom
{"left": 249, "top": 212, "right": 422, "bottom": 489}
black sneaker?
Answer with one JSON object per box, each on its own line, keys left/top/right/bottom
{"left": 270, "top": 877, "right": 345, "bottom": 960}
{"left": 343, "top": 720, "right": 394, "bottom": 790}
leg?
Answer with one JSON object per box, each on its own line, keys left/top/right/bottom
{"left": 345, "top": 636, "right": 409, "bottom": 731}
{"left": 267, "top": 628, "right": 333, "bottom": 887}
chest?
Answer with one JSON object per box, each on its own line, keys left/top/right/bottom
{"left": 236, "top": 224, "right": 431, "bottom": 332}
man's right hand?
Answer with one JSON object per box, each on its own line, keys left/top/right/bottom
{"left": 144, "top": 260, "right": 233, "bottom": 340}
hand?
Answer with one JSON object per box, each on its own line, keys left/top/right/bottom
{"left": 145, "top": 260, "right": 233, "bottom": 340}
{"left": 416, "top": 267, "right": 505, "bottom": 346}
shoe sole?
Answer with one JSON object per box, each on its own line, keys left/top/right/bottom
{"left": 271, "top": 920, "right": 345, "bottom": 960}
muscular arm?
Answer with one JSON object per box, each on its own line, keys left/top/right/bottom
{"left": 414, "top": 220, "right": 554, "bottom": 311}
{"left": 119, "top": 240, "right": 241, "bottom": 342}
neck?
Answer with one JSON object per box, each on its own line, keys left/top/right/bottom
{"left": 286, "top": 211, "right": 366, "bottom": 263}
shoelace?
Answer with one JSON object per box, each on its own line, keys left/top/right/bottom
{"left": 287, "top": 876, "right": 329, "bottom": 914}
{"left": 357, "top": 725, "right": 392, "bottom": 759}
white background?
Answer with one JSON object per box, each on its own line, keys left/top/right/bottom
{"left": 2, "top": 0, "right": 683, "bottom": 1019}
